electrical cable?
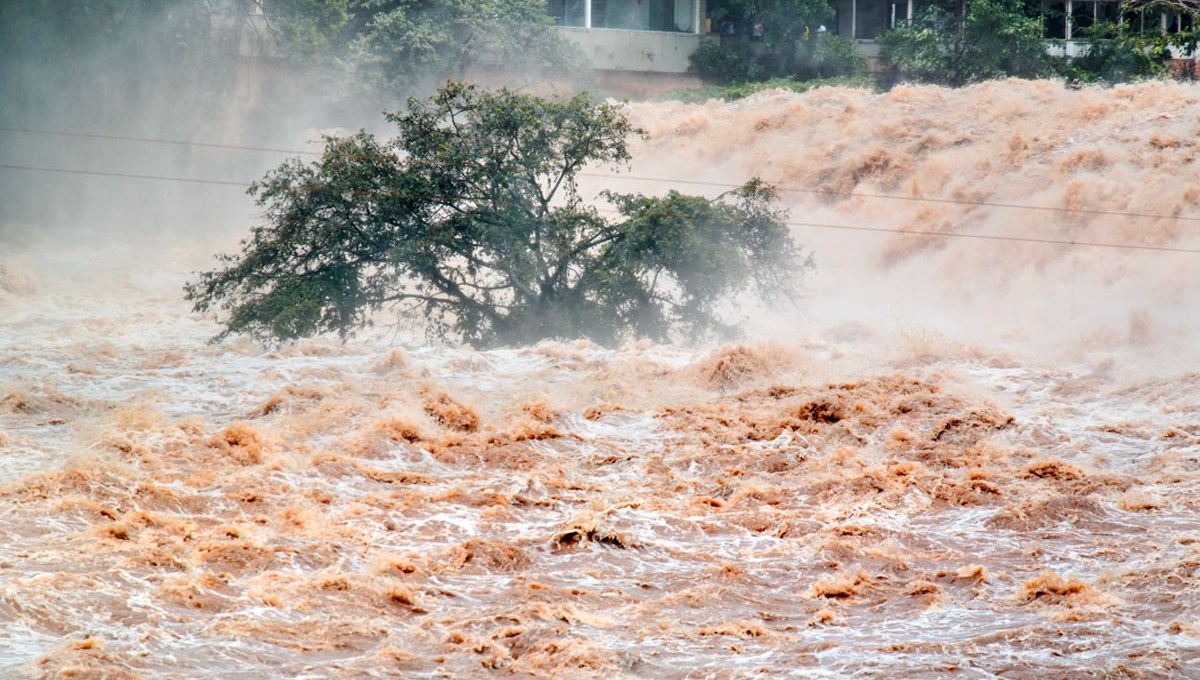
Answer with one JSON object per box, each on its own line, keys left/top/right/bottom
{"left": 781, "top": 220, "right": 1200, "bottom": 255}
{"left": 4, "top": 123, "right": 1198, "bottom": 223}
{"left": 0, "top": 163, "right": 251, "bottom": 187}
{"left": 0, "top": 125, "right": 321, "bottom": 156}
{"left": 4, "top": 162, "right": 1200, "bottom": 255}
{"left": 581, "top": 171, "right": 1200, "bottom": 223}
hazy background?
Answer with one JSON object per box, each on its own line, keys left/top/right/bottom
{"left": 3, "top": 10, "right": 1200, "bottom": 675}
{"left": 3, "top": 1, "right": 1200, "bottom": 366}
{"left": 0, "top": 0, "right": 576, "bottom": 243}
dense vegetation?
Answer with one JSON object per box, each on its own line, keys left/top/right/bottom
{"left": 878, "top": 0, "right": 1197, "bottom": 86}
{"left": 342, "top": 0, "right": 586, "bottom": 99}
{"left": 693, "top": 0, "right": 868, "bottom": 83}
{"left": 0, "top": 0, "right": 583, "bottom": 117}
{"left": 185, "top": 84, "right": 807, "bottom": 347}
{"left": 4, "top": 0, "right": 1194, "bottom": 117}
{"left": 660, "top": 75, "right": 874, "bottom": 103}
{"left": 0, "top": 0, "right": 589, "bottom": 231}
{"left": 879, "top": 0, "right": 1048, "bottom": 86}
{"left": 694, "top": 0, "right": 1197, "bottom": 90}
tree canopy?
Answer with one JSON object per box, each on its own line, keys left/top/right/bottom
{"left": 185, "top": 83, "right": 807, "bottom": 347}
{"left": 708, "top": 0, "right": 832, "bottom": 39}
{"left": 693, "top": 0, "right": 861, "bottom": 83}
{"left": 347, "top": 0, "right": 585, "bottom": 97}
{"left": 262, "top": 0, "right": 351, "bottom": 62}
{"left": 878, "top": 0, "right": 1200, "bottom": 86}
{"left": 879, "top": 0, "right": 1048, "bottom": 86}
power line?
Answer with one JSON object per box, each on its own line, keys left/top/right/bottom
{"left": 0, "top": 163, "right": 251, "bottom": 187}
{"left": 3, "top": 124, "right": 1198, "bottom": 224}
{"left": 0, "top": 125, "right": 321, "bottom": 156}
{"left": 782, "top": 220, "right": 1200, "bottom": 255}
{"left": 591, "top": 207, "right": 1200, "bottom": 255}
{"left": 3, "top": 161, "right": 1200, "bottom": 256}
{"left": 582, "top": 172, "right": 1200, "bottom": 224}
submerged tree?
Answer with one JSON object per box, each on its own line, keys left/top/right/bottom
{"left": 185, "top": 83, "right": 807, "bottom": 348}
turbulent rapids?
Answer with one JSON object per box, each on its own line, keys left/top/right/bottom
{"left": 4, "top": 80, "right": 1200, "bottom": 678}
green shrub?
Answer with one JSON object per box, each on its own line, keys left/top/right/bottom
{"left": 659, "top": 75, "right": 875, "bottom": 103}
{"left": 880, "top": 0, "right": 1047, "bottom": 86}
{"left": 808, "top": 35, "right": 869, "bottom": 78}
{"left": 690, "top": 41, "right": 769, "bottom": 84}
{"left": 1069, "top": 23, "right": 1168, "bottom": 84}
{"left": 878, "top": 14, "right": 949, "bottom": 84}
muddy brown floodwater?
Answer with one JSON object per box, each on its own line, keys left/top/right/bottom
{"left": 3, "top": 79, "right": 1200, "bottom": 678}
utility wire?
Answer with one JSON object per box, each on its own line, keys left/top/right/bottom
{"left": 782, "top": 221, "right": 1200, "bottom": 255}
{"left": 588, "top": 208, "right": 1200, "bottom": 255}
{"left": 0, "top": 125, "right": 321, "bottom": 156}
{"left": 3, "top": 124, "right": 1198, "bottom": 224}
{"left": 0, "top": 163, "right": 251, "bottom": 187}
{"left": 581, "top": 172, "right": 1200, "bottom": 224}
{"left": 3, "top": 162, "right": 1200, "bottom": 255}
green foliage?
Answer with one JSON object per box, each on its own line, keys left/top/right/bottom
{"left": 695, "top": 0, "right": 836, "bottom": 83}
{"left": 347, "top": 0, "right": 587, "bottom": 99}
{"left": 805, "top": 35, "right": 869, "bottom": 78}
{"left": 880, "top": 0, "right": 1048, "bottom": 86}
{"left": 712, "top": 0, "right": 833, "bottom": 42}
{"left": 878, "top": 16, "right": 949, "bottom": 84}
{"left": 958, "top": 0, "right": 1047, "bottom": 80}
{"left": 1063, "top": 22, "right": 1169, "bottom": 84}
{"left": 267, "top": 0, "right": 351, "bottom": 62}
{"left": 690, "top": 42, "right": 770, "bottom": 83}
{"left": 186, "top": 84, "right": 806, "bottom": 348}
{"left": 659, "top": 75, "right": 874, "bottom": 103}
{"left": 691, "top": 33, "right": 864, "bottom": 85}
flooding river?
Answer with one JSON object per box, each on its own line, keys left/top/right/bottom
{"left": 3, "top": 79, "right": 1200, "bottom": 678}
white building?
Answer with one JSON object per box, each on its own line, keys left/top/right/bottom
{"left": 548, "top": 0, "right": 1197, "bottom": 74}
{"left": 548, "top": 0, "right": 708, "bottom": 72}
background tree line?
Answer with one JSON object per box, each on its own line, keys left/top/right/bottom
{"left": 879, "top": 0, "right": 1199, "bottom": 85}
{"left": 0, "top": 0, "right": 584, "bottom": 233}
{"left": 691, "top": 0, "right": 870, "bottom": 84}
{"left": 690, "top": 0, "right": 1200, "bottom": 88}
{"left": 4, "top": 0, "right": 1195, "bottom": 127}
{"left": 0, "top": 0, "right": 583, "bottom": 132}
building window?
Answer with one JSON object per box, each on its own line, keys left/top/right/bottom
{"left": 547, "top": 0, "right": 587, "bottom": 26}
{"left": 550, "top": 0, "right": 695, "bottom": 32}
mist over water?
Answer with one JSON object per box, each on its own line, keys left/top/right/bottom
{"left": 620, "top": 79, "right": 1200, "bottom": 364}
{"left": 3, "top": 78, "right": 1200, "bottom": 677}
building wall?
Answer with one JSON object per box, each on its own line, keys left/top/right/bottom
{"left": 558, "top": 27, "right": 703, "bottom": 72}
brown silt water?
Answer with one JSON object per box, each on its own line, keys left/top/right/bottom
{"left": 3, "top": 79, "right": 1200, "bottom": 678}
